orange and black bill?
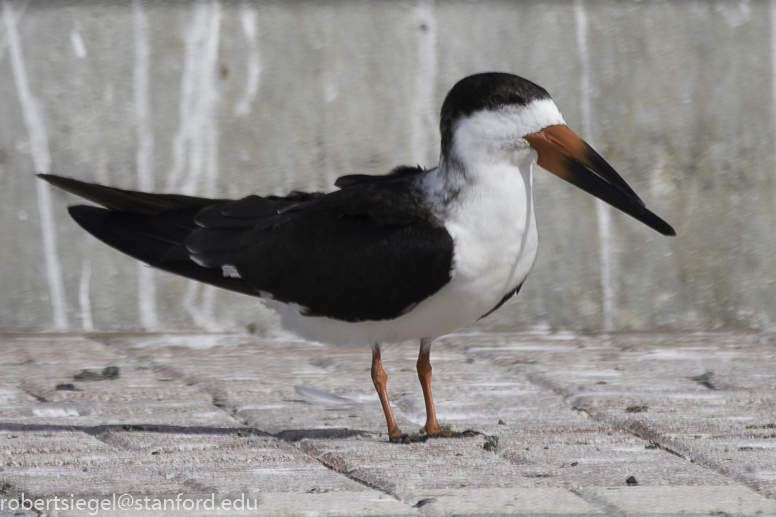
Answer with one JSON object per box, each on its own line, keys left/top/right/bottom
{"left": 524, "top": 125, "right": 675, "bottom": 236}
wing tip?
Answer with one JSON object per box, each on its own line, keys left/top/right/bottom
{"left": 66, "top": 204, "right": 113, "bottom": 233}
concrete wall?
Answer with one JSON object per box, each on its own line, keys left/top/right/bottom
{"left": 0, "top": 0, "right": 773, "bottom": 334}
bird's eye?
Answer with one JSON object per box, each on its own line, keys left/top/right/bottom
{"left": 490, "top": 94, "right": 506, "bottom": 107}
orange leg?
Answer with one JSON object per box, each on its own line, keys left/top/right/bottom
{"left": 417, "top": 338, "right": 445, "bottom": 435}
{"left": 371, "top": 341, "right": 403, "bottom": 439}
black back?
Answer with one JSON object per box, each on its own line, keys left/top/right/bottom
{"left": 334, "top": 165, "right": 425, "bottom": 189}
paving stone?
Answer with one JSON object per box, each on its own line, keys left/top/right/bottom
{"left": 0, "top": 399, "right": 237, "bottom": 427}
{"left": 661, "top": 434, "right": 776, "bottom": 499}
{"left": 493, "top": 420, "right": 735, "bottom": 488}
{"left": 0, "top": 336, "right": 214, "bottom": 402}
{"left": 300, "top": 434, "right": 523, "bottom": 496}
{"left": 96, "top": 429, "right": 270, "bottom": 453}
{"left": 586, "top": 485, "right": 776, "bottom": 514}
{"left": 0, "top": 430, "right": 186, "bottom": 496}
{"left": 408, "top": 488, "right": 602, "bottom": 516}
{"left": 2, "top": 459, "right": 187, "bottom": 496}
{"left": 0, "top": 429, "right": 112, "bottom": 457}
{"left": 99, "top": 431, "right": 373, "bottom": 494}
{"left": 0, "top": 336, "right": 239, "bottom": 427}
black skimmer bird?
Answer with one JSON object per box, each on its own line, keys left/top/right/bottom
{"left": 40, "top": 72, "right": 674, "bottom": 441}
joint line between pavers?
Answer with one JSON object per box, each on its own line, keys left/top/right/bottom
{"left": 570, "top": 486, "right": 628, "bottom": 517}
{"left": 303, "top": 452, "right": 415, "bottom": 510}
{"left": 117, "top": 343, "right": 252, "bottom": 428}
{"left": 17, "top": 384, "right": 49, "bottom": 404}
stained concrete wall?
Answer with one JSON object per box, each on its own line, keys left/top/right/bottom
{"left": 0, "top": 0, "right": 772, "bottom": 334}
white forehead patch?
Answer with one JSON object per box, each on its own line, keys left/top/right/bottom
{"left": 517, "top": 98, "right": 566, "bottom": 135}
{"left": 450, "top": 98, "right": 567, "bottom": 160}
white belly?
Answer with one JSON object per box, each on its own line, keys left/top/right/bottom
{"left": 269, "top": 163, "right": 538, "bottom": 345}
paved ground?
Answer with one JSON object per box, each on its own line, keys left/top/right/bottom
{"left": 0, "top": 331, "right": 775, "bottom": 516}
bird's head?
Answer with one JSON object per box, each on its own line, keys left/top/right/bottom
{"left": 440, "top": 72, "right": 675, "bottom": 236}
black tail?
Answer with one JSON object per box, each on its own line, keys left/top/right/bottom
{"left": 42, "top": 174, "right": 256, "bottom": 296}
{"left": 38, "top": 174, "right": 222, "bottom": 215}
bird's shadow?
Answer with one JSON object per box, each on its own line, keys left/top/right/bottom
{"left": 0, "top": 423, "right": 481, "bottom": 444}
{"left": 0, "top": 423, "right": 382, "bottom": 442}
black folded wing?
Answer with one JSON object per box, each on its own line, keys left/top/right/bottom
{"left": 42, "top": 173, "right": 454, "bottom": 323}
{"left": 186, "top": 180, "right": 454, "bottom": 321}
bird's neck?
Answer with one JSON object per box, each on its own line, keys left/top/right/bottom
{"left": 421, "top": 146, "right": 535, "bottom": 219}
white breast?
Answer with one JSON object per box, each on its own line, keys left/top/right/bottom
{"left": 440, "top": 161, "right": 538, "bottom": 319}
